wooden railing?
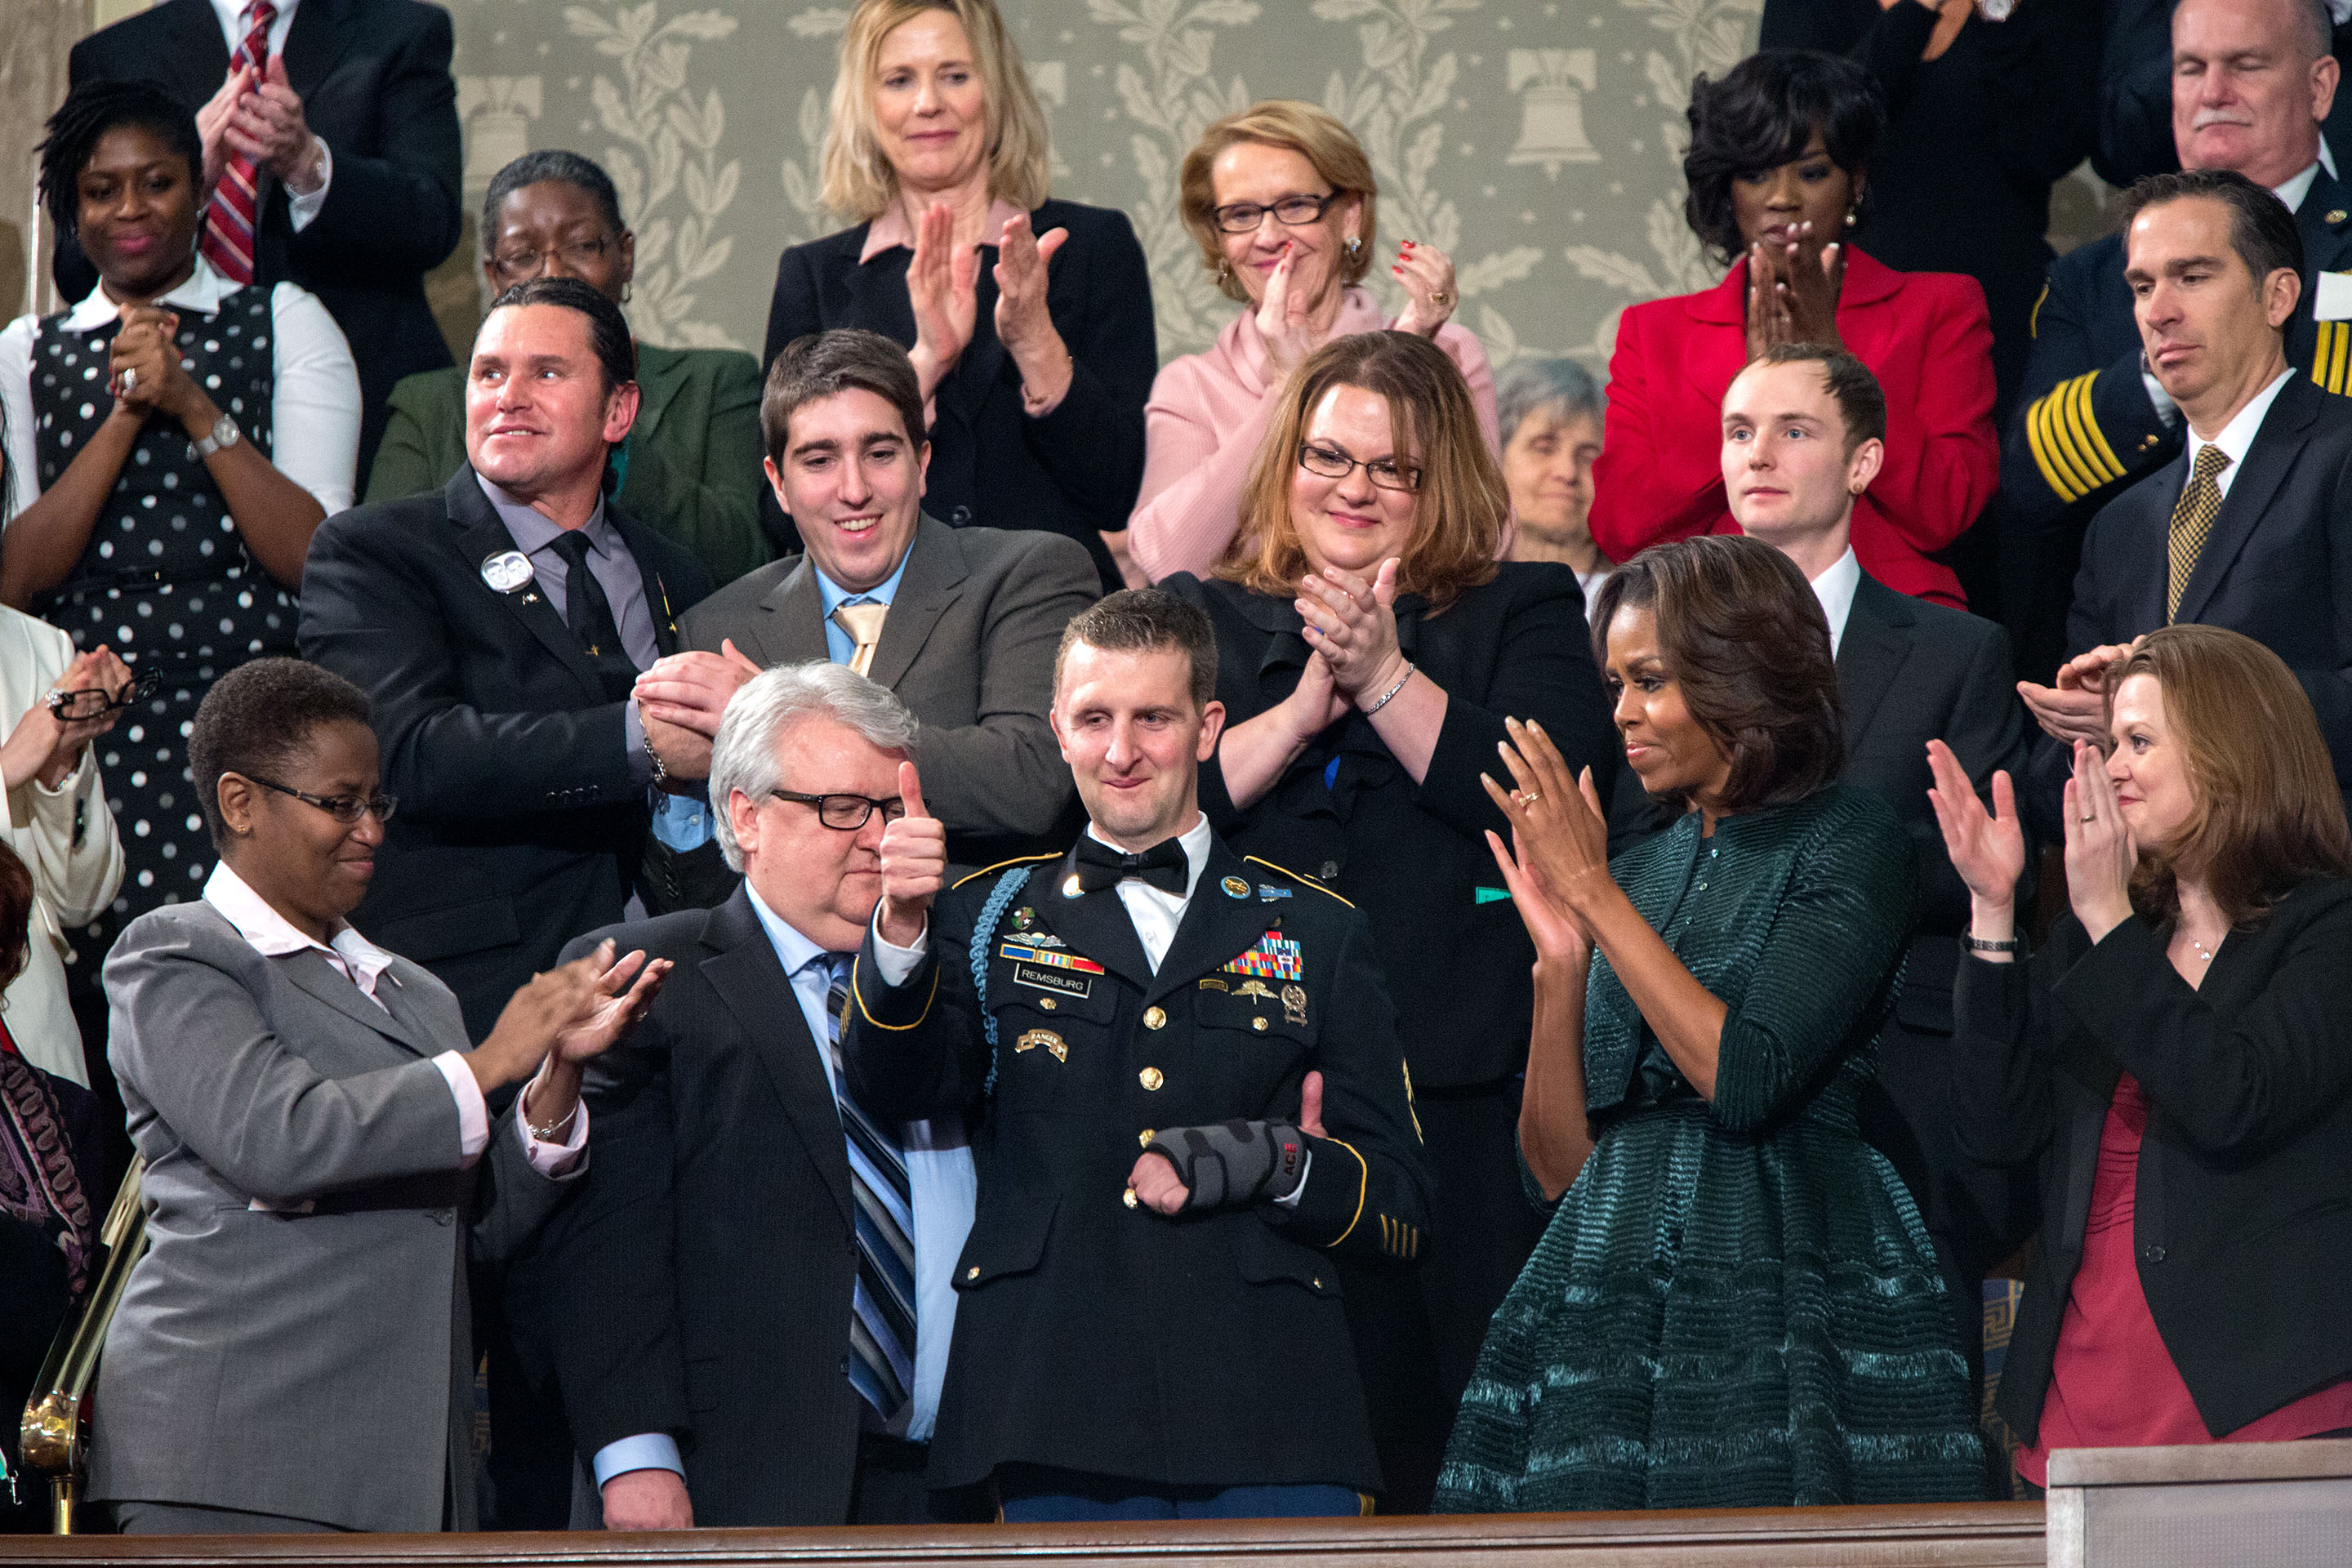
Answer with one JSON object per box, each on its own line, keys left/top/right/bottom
{"left": 0, "top": 1502, "right": 2045, "bottom": 1566}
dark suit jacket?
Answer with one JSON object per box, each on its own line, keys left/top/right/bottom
{"left": 2002, "top": 170, "right": 2352, "bottom": 540}
{"left": 844, "top": 837, "right": 1430, "bottom": 1493}
{"left": 760, "top": 199, "right": 1153, "bottom": 588}
{"left": 296, "top": 467, "right": 713, "bottom": 1040}
{"left": 1952, "top": 881, "right": 2352, "bottom": 1445}
{"left": 1834, "top": 573, "right": 2037, "bottom": 1283}
{"left": 63, "top": 0, "right": 464, "bottom": 473}
{"left": 2095, "top": 0, "right": 2352, "bottom": 189}
{"left": 365, "top": 343, "right": 774, "bottom": 586}
{"left": 2029, "top": 373, "right": 2352, "bottom": 840}
{"left": 681, "top": 515, "right": 1096, "bottom": 873}
{"left": 523, "top": 892, "right": 873, "bottom": 1526}
{"left": 1162, "top": 565, "right": 1618, "bottom": 1089}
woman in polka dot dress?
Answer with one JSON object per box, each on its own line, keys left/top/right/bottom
{"left": 0, "top": 82, "right": 359, "bottom": 996}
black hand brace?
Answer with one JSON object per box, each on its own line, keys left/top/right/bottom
{"left": 1141, "top": 1119, "right": 1307, "bottom": 1211}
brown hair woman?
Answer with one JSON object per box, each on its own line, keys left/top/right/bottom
{"left": 1933, "top": 623, "right": 2352, "bottom": 1488}
{"left": 1156, "top": 329, "right": 1616, "bottom": 1508}
{"left": 1435, "top": 533, "right": 1984, "bottom": 1512}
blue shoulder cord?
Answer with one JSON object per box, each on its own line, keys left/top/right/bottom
{"left": 969, "top": 866, "right": 1033, "bottom": 1098}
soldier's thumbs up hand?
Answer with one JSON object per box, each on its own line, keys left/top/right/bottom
{"left": 878, "top": 760, "right": 945, "bottom": 947}
{"left": 1298, "top": 1070, "right": 1327, "bottom": 1139}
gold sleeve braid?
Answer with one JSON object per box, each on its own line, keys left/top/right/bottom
{"left": 2314, "top": 321, "right": 2352, "bottom": 396}
{"left": 2026, "top": 372, "right": 2128, "bottom": 501}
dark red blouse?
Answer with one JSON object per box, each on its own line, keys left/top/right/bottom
{"left": 2016, "top": 1072, "right": 2352, "bottom": 1485}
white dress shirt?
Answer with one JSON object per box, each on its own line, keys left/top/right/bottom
{"left": 207, "top": 0, "right": 332, "bottom": 231}
{"left": 0, "top": 255, "right": 361, "bottom": 520}
{"left": 200, "top": 860, "right": 586, "bottom": 1187}
{"left": 2185, "top": 368, "right": 2295, "bottom": 497}
{"left": 1806, "top": 546, "right": 1863, "bottom": 659}
{"left": 591, "top": 882, "right": 978, "bottom": 1487}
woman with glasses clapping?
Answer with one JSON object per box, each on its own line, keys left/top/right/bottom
{"left": 1128, "top": 101, "right": 1498, "bottom": 586}
{"left": 1158, "top": 331, "right": 1613, "bottom": 1509}
{"left": 89, "top": 658, "right": 666, "bottom": 1534}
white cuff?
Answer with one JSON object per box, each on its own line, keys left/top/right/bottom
{"left": 871, "top": 907, "right": 929, "bottom": 986}
{"left": 515, "top": 1072, "right": 590, "bottom": 1178}
{"left": 286, "top": 136, "right": 332, "bottom": 230}
{"left": 592, "top": 1432, "right": 684, "bottom": 1488}
{"left": 431, "top": 1050, "right": 491, "bottom": 1165}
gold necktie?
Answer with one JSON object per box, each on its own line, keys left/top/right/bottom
{"left": 831, "top": 600, "right": 888, "bottom": 678}
{"left": 2166, "top": 443, "right": 2231, "bottom": 622}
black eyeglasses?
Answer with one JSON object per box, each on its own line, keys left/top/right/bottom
{"left": 1211, "top": 190, "right": 1342, "bottom": 234}
{"left": 489, "top": 236, "right": 614, "bottom": 280}
{"left": 47, "top": 669, "right": 160, "bottom": 722}
{"left": 1298, "top": 441, "right": 1422, "bottom": 492}
{"left": 244, "top": 775, "right": 399, "bottom": 826}
{"left": 769, "top": 788, "right": 906, "bottom": 831}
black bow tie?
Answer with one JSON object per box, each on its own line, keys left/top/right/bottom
{"left": 1072, "top": 835, "right": 1189, "bottom": 896}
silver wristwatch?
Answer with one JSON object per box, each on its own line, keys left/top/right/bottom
{"left": 193, "top": 412, "right": 241, "bottom": 458}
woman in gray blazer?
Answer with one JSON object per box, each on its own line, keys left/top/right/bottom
{"left": 89, "top": 658, "right": 667, "bottom": 1535}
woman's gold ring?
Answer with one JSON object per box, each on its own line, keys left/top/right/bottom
{"left": 1428, "top": 289, "right": 1452, "bottom": 308}
{"left": 2080, "top": 812, "right": 2096, "bottom": 822}
{"left": 1518, "top": 791, "right": 1541, "bottom": 808}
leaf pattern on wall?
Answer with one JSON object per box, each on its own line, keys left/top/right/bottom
{"left": 450, "top": 0, "right": 1764, "bottom": 376}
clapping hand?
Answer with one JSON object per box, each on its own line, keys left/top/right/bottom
{"left": 196, "top": 64, "right": 254, "bottom": 194}
{"left": 1255, "top": 241, "right": 1320, "bottom": 376}
{"left": 225, "top": 57, "right": 322, "bottom": 190}
{"left": 2020, "top": 639, "right": 2139, "bottom": 749}
{"left": 1388, "top": 239, "right": 1459, "bottom": 339}
{"left": 1298, "top": 559, "right": 1405, "bottom": 707}
{"left": 110, "top": 307, "right": 197, "bottom": 422}
{"left": 1483, "top": 717, "right": 1613, "bottom": 930}
{"left": 876, "top": 760, "right": 946, "bottom": 947}
{"left": 2064, "top": 738, "right": 2137, "bottom": 943}
{"left": 468, "top": 943, "right": 612, "bottom": 1096}
{"left": 0, "top": 647, "right": 134, "bottom": 793}
{"left": 905, "top": 202, "right": 980, "bottom": 403}
{"left": 551, "top": 947, "right": 670, "bottom": 1069}
{"left": 633, "top": 640, "right": 761, "bottom": 782}
{"left": 1745, "top": 225, "right": 1846, "bottom": 358}
{"left": 994, "top": 212, "right": 1073, "bottom": 406}
{"left": 1924, "top": 739, "right": 2025, "bottom": 911}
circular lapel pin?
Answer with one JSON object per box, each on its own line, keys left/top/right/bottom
{"left": 480, "top": 550, "right": 535, "bottom": 594}
{"left": 1221, "top": 875, "right": 1250, "bottom": 898}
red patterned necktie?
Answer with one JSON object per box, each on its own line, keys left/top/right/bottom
{"left": 198, "top": 0, "right": 279, "bottom": 285}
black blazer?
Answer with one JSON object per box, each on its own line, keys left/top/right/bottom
{"left": 760, "top": 199, "right": 1154, "bottom": 590}
{"left": 296, "top": 468, "right": 713, "bottom": 1040}
{"left": 62, "top": 0, "right": 464, "bottom": 474}
{"left": 2029, "top": 373, "right": 2352, "bottom": 840}
{"left": 1951, "top": 881, "right": 2352, "bottom": 1445}
{"left": 523, "top": 893, "right": 872, "bottom": 1526}
{"left": 1162, "top": 566, "right": 1618, "bottom": 1089}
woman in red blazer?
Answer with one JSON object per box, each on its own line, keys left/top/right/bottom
{"left": 1591, "top": 50, "right": 1996, "bottom": 609}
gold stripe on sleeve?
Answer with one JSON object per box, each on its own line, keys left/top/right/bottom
{"left": 2065, "top": 372, "right": 2126, "bottom": 484}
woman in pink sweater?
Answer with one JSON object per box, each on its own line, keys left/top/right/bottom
{"left": 1127, "top": 101, "right": 1497, "bottom": 585}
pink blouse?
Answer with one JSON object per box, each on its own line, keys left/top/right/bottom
{"left": 1126, "top": 287, "right": 1498, "bottom": 583}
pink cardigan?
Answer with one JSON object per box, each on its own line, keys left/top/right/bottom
{"left": 1127, "top": 287, "right": 1498, "bottom": 583}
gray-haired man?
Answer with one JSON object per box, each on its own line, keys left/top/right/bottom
{"left": 522, "top": 662, "right": 978, "bottom": 1529}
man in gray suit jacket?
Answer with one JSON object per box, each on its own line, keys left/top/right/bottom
{"left": 633, "top": 329, "right": 1098, "bottom": 903}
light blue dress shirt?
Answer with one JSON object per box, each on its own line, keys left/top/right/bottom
{"left": 590, "top": 883, "right": 977, "bottom": 1489}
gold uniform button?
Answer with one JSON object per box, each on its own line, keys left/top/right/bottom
{"left": 966, "top": 1266, "right": 980, "bottom": 1281}
{"left": 1139, "top": 1066, "right": 1165, "bottom": 1091}
{"left": 1252, "top": 1015, "right": 1269, "bottom": 1033}
{"left": 1123, "top": 1187, "right": 1139, "bottom": 1209}
{"left": 1312, "top": 1276, "right": 1323, "bottom": 1289}
{"left": 1143, "top": 1006, "right": 1166, "bottom": 1030}
{"left": 1138, "top": 1129, "right": 1156, "bottom": 1147}
{"left": 1039, "top": 996, "right": 1057, "bottom": 1011}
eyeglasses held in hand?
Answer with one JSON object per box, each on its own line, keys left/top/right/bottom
{"left": 489, "top": 236, "right": 614, "bottom": 281}
{"left": 770, "top": 788, "right": 907, "bottom": 831}
{"left": 1298, "top": 441, "right": 1423, "bottom": 492}
{"left": 243, "top": 775, "right": 400, "bottom": 826}
{"left": 47, "top": 669, "right": 162, "bottom": 722}
{"left": 1210, "top": 191, "right": 1343, "bottom": 234}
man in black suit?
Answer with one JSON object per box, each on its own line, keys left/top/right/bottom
{"left": 299, "top": 275, "right": 710, "bottom": 1529}
{"left": 528, "top": 663, "right": 979, "bottom": 1529}
{"left": 2024, "top": 167, "right": 2352, "bottom": 837}
{"left": 844, "top": 590, "right": 1430, "bottom": 1520}
{"left": 1722, "top": 344, "right": 2037, "bottom": 1379}
{"left": 62, "top": 0, "right": 463, "bottom": 474}
{"left": 2003, "top": 0, "right": 2352, "bottom": 681}
{"left": 629, "top": 330, "right": 1096, "bottom": 907}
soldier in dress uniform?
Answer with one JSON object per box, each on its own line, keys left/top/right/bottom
{"left": 841, "top": 588, "right": 1431, "bottom": 1521}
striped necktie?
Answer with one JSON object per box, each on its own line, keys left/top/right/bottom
{"left": 822, "top": 956, "right": 916, "bottom": 1429}
{"left": 2166, "top": 443, "right": 2230, "bottom": 623}
{"left": 199, "top": 2, "right": 278, "bottom": 286}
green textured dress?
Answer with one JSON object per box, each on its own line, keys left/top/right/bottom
{"left": 1434, "top": 783, "right": 1989, "bottom": 1512}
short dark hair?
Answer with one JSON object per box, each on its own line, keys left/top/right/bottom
{"left": 1684, "top": 51, "right": 1883, "bottom": 266}
{"left": 1590, "top": 535, "right": 1844, "bottom": 813}
{"left": 482, "top": 149, "right": 627, "bottom": 243}
{"left": 2119, "top": 167, "right": 2305, "bottom": 306}
{"left": 484, "top": 275, "right": 638, "bottom": 394}
{"left": 0, "top": 844, "right": 33, "bottom": 994}
{"left": 760, "top": 329, "right": 927, "bottom": 467}
{"left": 188, "top": 659, "right": 375, "bottom": 847}
{"left": 37, "top": 80, "right": 203, "bottom": 239}
{"left": 1749, "top": 341, "right": 1887, "bottom": 454}
{"left": 1055, "top": 589, "right": 1218, "bottom": 714}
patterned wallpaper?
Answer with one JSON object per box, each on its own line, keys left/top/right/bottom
{"left": 437, "top": 0, "right": 1767, "bottom": 371}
